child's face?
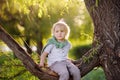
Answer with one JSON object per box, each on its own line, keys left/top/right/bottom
{"left": 53, "top": 25, "right": 67, "bottom": 42}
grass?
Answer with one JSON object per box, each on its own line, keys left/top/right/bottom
{"left": 82, "top": 67, "right": 106, "bottom": 80}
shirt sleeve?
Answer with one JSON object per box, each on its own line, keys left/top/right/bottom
{"left": 43, "top": 44, "right": 54, "bottom": 54}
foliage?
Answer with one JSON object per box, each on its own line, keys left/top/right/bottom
{"left": 0, "top": 52, "right": 39, "bottom": 80}
{"left": 0, "top": 0, "right": 93, "bottom": 41}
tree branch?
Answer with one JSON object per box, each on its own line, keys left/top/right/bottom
{"left": 73, "top": 44, "right": 103, "bottom": 77}
{"left": 0, "top": 25, "right": 58, "bottom": 80}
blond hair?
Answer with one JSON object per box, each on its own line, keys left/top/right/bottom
{"left": 51, "top": 19, "right": 70, "bottom": 39}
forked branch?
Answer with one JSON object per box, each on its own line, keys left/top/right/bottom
{"left": 0, "top": 25, "right": 103, "bottom": 80}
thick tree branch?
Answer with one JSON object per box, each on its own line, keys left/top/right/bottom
{"left": 0, "top": 25, "right": 58, "bottom": 80}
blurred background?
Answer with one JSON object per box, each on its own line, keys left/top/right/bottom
{"left": 0, "top": 0, "right": 105, "bottom": 80}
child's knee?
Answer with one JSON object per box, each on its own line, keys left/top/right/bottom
{"left": 59, "top": 71, "right": 69, "bottom": 80}
{"left": 71, "top": 67, "right": 80, "bottom": 75}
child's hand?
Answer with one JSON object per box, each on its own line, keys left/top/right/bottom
{"left": 38, "top": 63, "right": 44, "bottom": 68}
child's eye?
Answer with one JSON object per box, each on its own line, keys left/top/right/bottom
{"left": 55, "top": 31, "right": 59, "bottom": 33}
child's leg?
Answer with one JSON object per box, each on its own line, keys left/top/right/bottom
{"left": 66, "top": 60, "right": 81, "bottom": 80}
{"left": 50, "top": 61, "right": 69, "bottom": 80}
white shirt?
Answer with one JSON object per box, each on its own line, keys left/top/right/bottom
{"left": 44, "top": 42, "right": 71, "bottom": 67}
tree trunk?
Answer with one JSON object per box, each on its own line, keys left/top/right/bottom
{"left": 84, "top": 0, "right": 120, "bottom": 80}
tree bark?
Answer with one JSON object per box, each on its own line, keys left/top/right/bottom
{"left": 84, "top": 0, "right": 120, "bottom": 80}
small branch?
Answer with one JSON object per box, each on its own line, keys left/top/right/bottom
{"left": 73, "top": 43, "right": 103, "bottom": 77}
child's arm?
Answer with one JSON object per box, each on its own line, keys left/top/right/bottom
{"left": 39, "top": 52, "right": 48, "bottom": 67}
